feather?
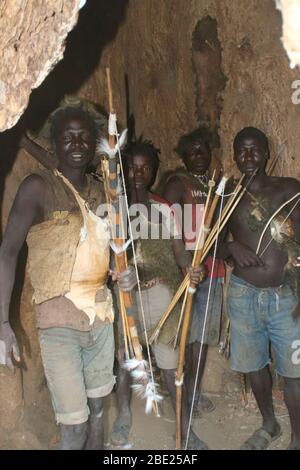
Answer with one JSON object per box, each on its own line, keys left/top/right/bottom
{"left": 215, "top": 176, "right": 228, "bottom": 196}
{"left": 123, "top": 358, "right": 148, "bottom": 371}
{"left": 110, "top": 239, "right": 132, "bottom": 255}
{"left": 116, "top": 175, "right": 124, "bottom": 196}
{"left": 117, "top": 129, "right": 128, "bottom": 150}
{"left": 131, "top": 368, "right": 148, "bottom": 381}
{"left": 131, "top": 381, "right": 163, "bottom": 414}
{"left": 97, "top": 129, "right": 128, "bottom": 159}
{"left": 149, "top": 329, "right": 160, "bottom": 344}
{"left": 122, "top": 358, "right": 140, "bottom": 370}
{"left": 97, "top": 137, "right": 114, "bottom": 157}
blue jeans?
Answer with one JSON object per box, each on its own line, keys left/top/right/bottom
{"left": 227, "top": 274, "right": 300, "bottom": 378}
{"left": 38, "top": 323, "right": 115, "bottom": 425}
{"left": 189, "top": 277, "right": 223, "bottom": 345}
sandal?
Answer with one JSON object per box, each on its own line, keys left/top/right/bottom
{"left": 193, "top": 394, "right": 215, "bottom": 419}
{"left": 240, "top": 426, "right": 282, "bottom": 450}
{"left": 183, "top": 433, "right": 210, "bottom": 450}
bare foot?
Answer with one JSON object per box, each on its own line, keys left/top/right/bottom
{"left": 110, "top": 411, "right": 132, "bottom": 447}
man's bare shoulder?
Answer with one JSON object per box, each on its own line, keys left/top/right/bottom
{"left": 268, "top": 175, "right": 300, "bottom": 197}
{"left": 1, "top": 174, "right": 47, "bottom": 249}
{"left": 12, "top": 174, "right": 46, "bottom": 213}
{"left": 166, "top": 174, "right": 185, "bottom": 186}
{"left": 163, "top": 174, "right": 186, "bottom": 203}
{"left": 19, "top": 173, "right": 46, "bottom": 192}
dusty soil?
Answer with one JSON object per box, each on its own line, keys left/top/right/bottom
{"left": 104, "top": 389, "right": 290, "bottom": 451}
{"left": 1, "top": 379, "right": 290, "bottom": 450}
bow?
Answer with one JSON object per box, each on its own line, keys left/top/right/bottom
{"left": 148, "top": 176, "right": 230, "bottom": 345}
{"left": 149, "top": 171, "right": 261, "bottom": 345}
{"left": 256, "top": 192, "right": 300, "bottom": 256}
{"left": 175, "top": 174, "right": 228, "bottom": 450}
{"left": 98, "top": 68, "right": 161, "bottom": 415}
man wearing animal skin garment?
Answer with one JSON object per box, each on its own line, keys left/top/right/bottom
{"left": 0, "top": 99, "right": 137, "bottom": 450}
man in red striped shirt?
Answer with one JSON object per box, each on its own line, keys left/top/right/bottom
{"left": 164, "top": 129, "right": 224, "bottom": 419}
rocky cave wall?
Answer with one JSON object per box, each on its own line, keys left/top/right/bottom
{"left": 91, "top": 0, "right": 300, "bottom": 180}
{"left": 0, "top": 0, "right": 82, "bottom": 132}
{"left": 1, "top": 0, "right": 300, "bottom": 447}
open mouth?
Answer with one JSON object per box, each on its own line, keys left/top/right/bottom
{"left": 70, "top": 153, "right": 85, "bottom": 161}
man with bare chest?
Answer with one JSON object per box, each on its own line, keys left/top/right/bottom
{"left": 221, "top": 127, "right": 300, "bottom": 450}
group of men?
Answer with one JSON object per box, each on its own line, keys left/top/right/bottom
{"left": 0, "top": 99, "right": 299, "bottom": 450}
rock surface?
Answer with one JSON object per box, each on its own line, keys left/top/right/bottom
{"left": 91, "top": 0, "right": 300, "bottom": 182}
{"left": 275, "top": 0, "right": 300, "bottom": 68}
{"left": 0, "top": 0, "right": 81, "bottom": 131}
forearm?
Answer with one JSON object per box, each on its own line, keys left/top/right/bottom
{"left": 217, "top": 240, "right": 235, "bottom": 261}
{"left": 0, "top": 253, "right": 18, "bottom": 324}
{"left": 172, "top": 239, "right": 192, "bottom": 268}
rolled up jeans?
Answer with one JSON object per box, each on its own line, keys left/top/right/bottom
{"left": 39, "top": 323, "right": 115, "bottom": 425}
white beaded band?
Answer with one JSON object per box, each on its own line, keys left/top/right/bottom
{"left": 188, "top": 286, "right": 197, "bottom": 294}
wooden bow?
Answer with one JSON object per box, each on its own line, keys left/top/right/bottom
{"left": 100, "top": 68, "right": 160, "bottom": 415}
{"left": 175, "top": 174, "right": 228, "bottom": 449}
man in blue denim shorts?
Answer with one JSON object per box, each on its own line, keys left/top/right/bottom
{"left": 220, "top": 127, "right": 300, "bottom": 450}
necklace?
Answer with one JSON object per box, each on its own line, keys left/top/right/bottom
{"left": 192, "top": 173, "right": 209, "bottom": 185}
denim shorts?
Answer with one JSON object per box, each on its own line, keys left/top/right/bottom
{"left": 189, "top": 277, "right": 223, "bottom": 345}
{"left": 227, "top": 274, "right": 300, "bottom": 378}
{"left": 38, "top": 323, "right": 115, "bottom": 425}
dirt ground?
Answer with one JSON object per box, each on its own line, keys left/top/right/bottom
{"left": 1, "top": 380, "right": 290, "bottom": 450}
{"left": 103, "top": 389, "right": 290, "bottom": 451}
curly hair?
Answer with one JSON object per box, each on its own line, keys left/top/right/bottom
{"left": 233, "top": 127, "right": 270, "bottom": 156}
{"left": 123, "top": 137, "right": 161, "bottom": 178}
{"left": 175, "top": 128, "right": 211, "bottom": 160}
{"left": 49, "top": 106, "right": 98, "bottom": 143}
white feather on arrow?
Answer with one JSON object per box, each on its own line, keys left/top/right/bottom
{"left": 123, "top": 358, "right": 148, "bottom": 371}
{"left": 131, "top": 368, "right": 148, "bottom": 381}
{"left": 97, "top": 129, "right": 128, "bottom": 159}
{"left": 110, "top": 239, "right": 132, "bottom": 255}
{"left": 131, "top": 382, "right": 163, "bottom": 415}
